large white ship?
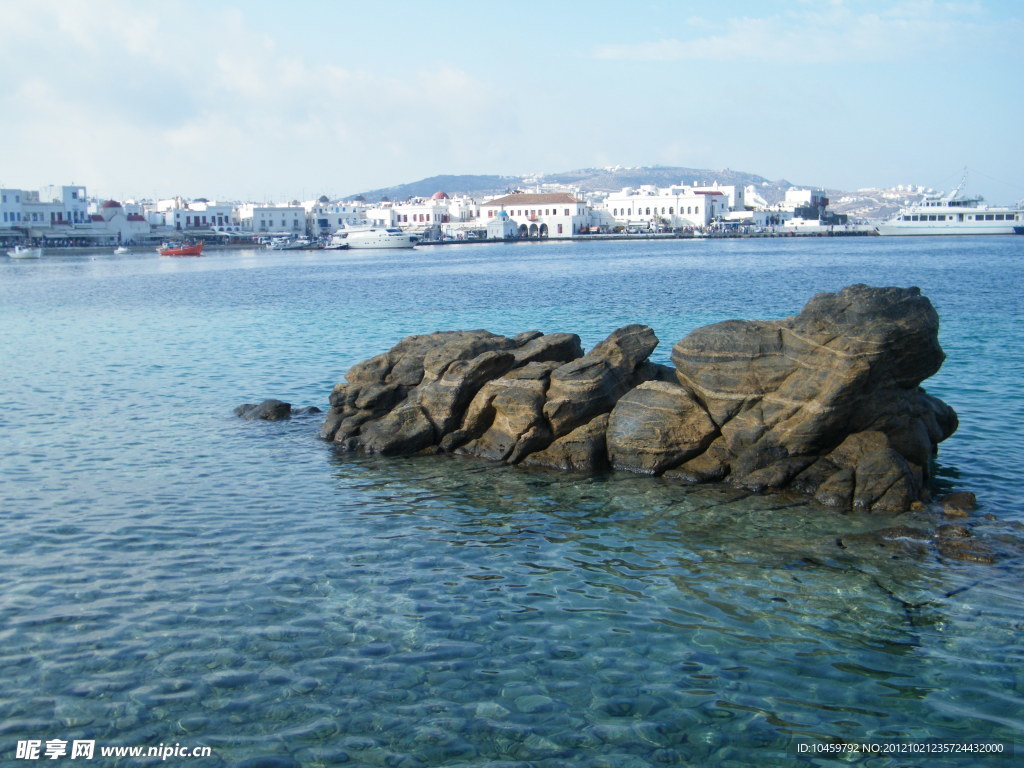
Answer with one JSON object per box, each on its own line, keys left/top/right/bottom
{"left": 331, "top": 226, "right": 419, "bottom": 249}
{"left": 877, "top": 177, "right": 1023, "bottom": 235}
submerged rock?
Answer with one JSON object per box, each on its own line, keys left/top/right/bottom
{"left": 319, "top": 285, "right": 960, "bottom": 512}
{"left": 236, "top": 399, "right": 292, "bottom": 421}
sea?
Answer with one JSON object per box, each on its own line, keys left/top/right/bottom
{"left": 1, "top": 236, "right": 1022, "bottom": 767}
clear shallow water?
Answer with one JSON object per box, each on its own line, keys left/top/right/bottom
{"left": 1, "top": 238, "right": 1022, "bottom": 766}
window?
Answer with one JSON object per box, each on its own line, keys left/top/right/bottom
{"left": 564, "top": 209, "right": 569, "bottom": 216}
{"left": 557, "top": 223, "right": 563, "bottom": 234}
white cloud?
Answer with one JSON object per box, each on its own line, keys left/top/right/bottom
{"left": 593, "top": 1, "right": 976, "bottom": 64}
{"left": 0, "top": 1, "right": 516, "bottom": 197}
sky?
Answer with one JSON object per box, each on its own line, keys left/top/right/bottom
{"left": 1, "top": 0, "right": 1021, "bottom": 203}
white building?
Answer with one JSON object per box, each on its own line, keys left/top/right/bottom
{"left": 390, "top": 193, "right": 452, "bottom": 233}
{"left": 2, "top": 184, "right": 90, "bottom": 232}
{"left": 602, "top": 184, "right": 731, "bottom": 230}
{"left": 164, "top": 201, "right": 239, "bottom": 232}
{"left": 305, "top": 201, "right": 367, "bottom": 236}
{"left": 363, "top": 203, "right": 397, "bottom": 227}
{"left": 86, "top": 200, "right": 151, "bottom": 243}
{"left": 39, "top": 185, "right": 89, "bottom": 225}
{"left": 479, "top": 192, "right": 588, "bottom": 238}
{"left": 238, "top": 204, "right": 306, "bottom": 234}
{"left": 486, "top": 210, "right": 518, "bottom": 240}
{"left": 21, "top": 191, "right": 64, "bottom": 230}
{"left": 1, "top": 188, "right": 27, "bottom": 229}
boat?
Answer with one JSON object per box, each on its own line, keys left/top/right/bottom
{"left": 335, "top": 226, "right": 419, "bottom": 249}
{"left": 114, "top": 246, "right": 131, "bottom": 255}
{"left": 877, "top": 175, "right": 1023, "bottom": 235}
{"left": 7, "top": 245, "right": 42, "bottom": 259}
{"left": 265, "top": 236, "right": 318, "bottom": 250}
{"left": 157, "top": 241, "right": 204, "bottom": 257}
{"left": 322, "top": 233, "right": 350, "bottom": 250}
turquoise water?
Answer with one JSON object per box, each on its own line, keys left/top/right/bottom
{"left": 1, "top": 237, "right": 1021, "bottom": 766}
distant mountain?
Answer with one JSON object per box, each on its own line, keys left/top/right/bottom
{"left": 348, "top": 166, "right": 797, "bottom": 204}
{"left": 351, "top": 174, "right": 521, "bottom": 202}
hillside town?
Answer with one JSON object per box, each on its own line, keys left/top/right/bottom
{"left": 0, "top": 180, "right": 862, "bottom": 250}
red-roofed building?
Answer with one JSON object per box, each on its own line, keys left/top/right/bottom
{"left": 479, "top": 192, "right": 589, "bottom": 238}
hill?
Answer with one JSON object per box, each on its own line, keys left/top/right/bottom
{"left": 349, "top": 166, "right": 796, "bottom": 205}
{"left": 347, "top": 166, "right": 936, "bottom": 220}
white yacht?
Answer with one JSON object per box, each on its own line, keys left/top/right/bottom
{"left": 877, "top": 176, "right": 1023, "bottom": 235}
{"left": 334, "top": 226, "right": 419, "bottom": 249}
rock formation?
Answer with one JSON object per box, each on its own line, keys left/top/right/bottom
{"left": 320, "top": 285, "right": 958, "bottom": 512}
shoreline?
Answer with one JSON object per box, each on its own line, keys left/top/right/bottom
{"left": 8, "top": 229, "right": 877, "bottom": 256}
{"left": 418, "top": 229, "right": 877, "bottom": 245}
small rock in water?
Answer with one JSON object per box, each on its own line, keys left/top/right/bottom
{"left": 941, "top": 490, "right": 977, "bottom": 516}
{"left": 235, "top": 399, "right": 292, "bottom": 421}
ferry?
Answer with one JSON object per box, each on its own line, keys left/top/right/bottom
{"left": 877, "top": 176, "right": 1023, "bottom": 236}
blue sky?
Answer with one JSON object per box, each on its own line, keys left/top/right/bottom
{"left": 1, "top": 0, "right": 1021, "bottom": 203}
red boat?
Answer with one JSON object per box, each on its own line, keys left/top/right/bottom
{"left": 157, "top": 241, "right": 204, "bottom": 257}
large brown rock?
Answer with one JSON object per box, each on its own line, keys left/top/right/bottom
{"left": 321, "top": 329, "right": 583, "bottom": 454}
{"left": 317, "top": 285, "right": 958, "bottom": 512}
{"left": 670, "top": 284, "right": 956, "bottom": 504}
{"left": 543, "top": 324, "right": 658, "bottom": 437}
{"left": 452, "top": 362, "right": 557, "bottom": 462}
{"left": 606, "top": 381, "right": 717, "bottom": 475}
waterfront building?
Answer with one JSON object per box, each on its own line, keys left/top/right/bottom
{"left": 479, "top": 192, "right": 589, "bottom": 238}
{"left": 238, "top": 203, "right": 306, "bottom": 235}
{"left": 485, "top": 210, "right": 518, "bottom": 240}
{"left": 305, "top": 200, "right": 367, "bottom": 237}
{"left": 362, "top": 203, "right": 398, "bottom": 228}
{"left": 772, "top": 188, "right": 847, "bottom": 227}
{"left": 163, "top": 201, "right": 239, "bottom": 232}
{"left": 20, "top": 191, "right": 65, "bottom": 230}
{"left": 443, "top": 193, "right": 480, "bottom": 223}
{"left": 602, "top": 184, "right": 730, "bottom": 230}
{"left": 89, "top": 200, "right": 151, "bottom": 243}
{"left": 39, "top": 185, "right": 89, "bottom": 225}
{"left": 390, "top": 193, "right": 452, "bottom": 234}
{"left": 2, "top": 184, "right": 90, "bottom": 232}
